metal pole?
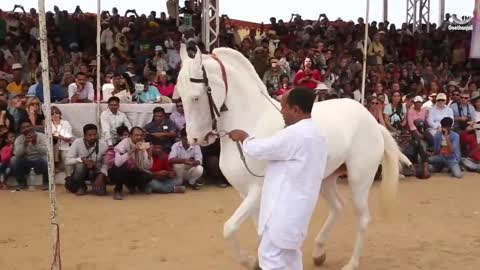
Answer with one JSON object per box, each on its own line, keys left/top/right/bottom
{"left": 96, "top": 0, "right": 101, "bottom": 127}
{"left": 38, "top": 0, "right": 61, "bottom": 269}
{"left": 383, "top": 0, "right": 388, "bottom": 22}
{"left": 361, "top": 0, "right": 370, "bottom": 105}
{"left": 439, "top": 0, "right": 445, "bottom": 26}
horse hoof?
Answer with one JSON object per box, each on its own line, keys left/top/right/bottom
{"left": 313, "top": 252, "right": 327, "bottom": 266}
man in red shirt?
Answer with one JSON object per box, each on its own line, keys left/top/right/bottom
{"left": 461, "top": 132, "right": 480, "bottom": 173}
{"left": 145, "top": 143, "right": 186, "bottom": 193}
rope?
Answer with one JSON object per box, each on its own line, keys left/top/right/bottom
{"left": 50, "top": 223, "right": 62, "bottom": 270}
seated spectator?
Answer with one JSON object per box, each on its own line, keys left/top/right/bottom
{"left": 65, "top": 124, "right": 109, "bottom": 196}
{"left": 429, "top": 117, "right": 462, "bottom": 179}
{"left": 102, "top": 72, "right": 132, "bottom": 103}
{"left": 450, "top": 91, "right": 476, "bottom": 132}
{"left": 153, "top": 71, "right": 175, "bottom": 97}
{"left": 138, "top": 77, "right": 161, "bottom": 103}
{"left": 427, "top": 93, "right": 454, "bottom": 137}
{"left": 6, "top": 63, "right": 25, "bottom": 96}
{"left": 460, "top": 92, "right": 480, "bottom": 172}
{"left": 169, "top": 129, "right": 204, "bottom": 190}
{"left": 144, "top": 106, "right": 177, "bottom": 149}
{"left": 368, "top": 96, "right": 386, "bottom": 125}
{"left": 0, "top": 131, "right": 15, "bottom": 189}
{"left": 109, "top": 127, "right": 153, "bottom": 200}
{"left": 13, "top": 121, "right": 49, "bottom": 190}
{"left": 274, "top": 74, "right": 293, "bottom": 100}
{"left": 27, "top": 71, "right": 65, "bottom": 103}
{"left": 103, "top": 125, "right": 130, "bottom": 174}
{"left": 0, "top": 99, "right": 14, "bottom": 133}
{"left": 144, "top": 142, "right": 186, "bottom": 194}
{"left": 263, "top": 57, "right": 287, "bottom": 95}
{"left": 293, "top": 57, "right": 322, "bottom": 89}
{"left": 25, "top": 97, "right": 45, "bottom": 133}
{"left": 51, "top": 106, "right": 74, "bottom": 176}
{"left": 68, "top": 72, "right": 95, "bottom": 103}
{"left": 170, "top": 100, "right": 186, "bottom": 131}
{"left": 100, "top": 96, "right": 132, "bottom": 146}
{"left": 7, "top": 94, "right": 28, "bottom": 133}
{"left": 383, "top": 91, "right": 407, "bottom": 133}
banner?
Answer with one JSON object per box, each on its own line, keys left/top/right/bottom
{"left": 470, "top": 0, "right": 480, "bottom": 58}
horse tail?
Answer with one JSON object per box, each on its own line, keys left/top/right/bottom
{"left": 378, "top": 124, "right": 404, "bottom": 215}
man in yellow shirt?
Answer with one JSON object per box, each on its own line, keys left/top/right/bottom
{"left": 6, "top": 63, "right": 25, "bottom": 96}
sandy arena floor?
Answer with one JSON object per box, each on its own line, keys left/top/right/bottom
{"left": 0, "top": 174, "right": 479, "bottom": 270}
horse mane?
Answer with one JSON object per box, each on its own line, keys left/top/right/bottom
{"left": 210, "top": 47, "right": 270, "bottom": 97}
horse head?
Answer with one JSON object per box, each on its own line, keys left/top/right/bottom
{"left": 176, "top": 43, "right": 228, "bottom": 146}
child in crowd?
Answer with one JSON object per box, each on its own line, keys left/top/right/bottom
{"left": 0, "top": 131, "right": 15, "bottom": 189}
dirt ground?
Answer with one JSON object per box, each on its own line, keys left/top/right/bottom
{"left": 1, "top": 173, "right": 480, "bottom": 270}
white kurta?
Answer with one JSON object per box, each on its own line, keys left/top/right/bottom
{"left": 242, "top": 118, "right": 328, "bottom": 250}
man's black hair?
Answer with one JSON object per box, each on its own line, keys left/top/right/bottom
{"left": 286, "top": 87, "right": 316, "bottom": 114}
{"left": 129, "top": 126, "right": 144, "bottom": 135}
{"left": 108, "top": 96, "right": 120, "bottom": 103}
{"left": 153, "top": 106, "right": 166, "bottom": 114}
{"left": 83, "top": 123, "right": 97, "bottom": 134}
{"left": 440, "top": 117, "right": 453, "bottom": 128}
{"left": 180, "top": 128, "right": 187, "bottom": 137}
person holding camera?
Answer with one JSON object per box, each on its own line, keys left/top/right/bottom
{"left": 109, "top": 127, "right": 153, "bottom": 200}
{"left": 450, "top": 91, "right": 476, "bottom": 132}
{"left": 293, "top": 57, "right": 322, "bottom": 90}
{"left": 429, "top": 117, "right": 462, "bottom": 179}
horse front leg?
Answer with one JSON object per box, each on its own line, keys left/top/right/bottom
{"left": 224, "top": 183, "right": 262, "bottom": 269}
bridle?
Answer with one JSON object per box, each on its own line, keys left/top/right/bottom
{"left": 189, "top": 53, "right": 229, "bottom": 135}
{"left": 188, "top": 53, "right": 264, "bottom": 178}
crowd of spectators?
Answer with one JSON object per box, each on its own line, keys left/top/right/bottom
{"left": 0, "top": 3, "right": 477, "bottom": 199}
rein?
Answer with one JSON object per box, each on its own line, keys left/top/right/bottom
{"left": 189, "top": 53, "right": 280, "bottom": 178}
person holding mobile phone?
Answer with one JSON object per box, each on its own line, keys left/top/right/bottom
{"left": 429, "top": 117, "right": 462, "bottom": 179}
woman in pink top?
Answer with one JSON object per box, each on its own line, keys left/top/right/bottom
{"left": 407, "top": 96, "right": 430, "bottom": 178}
{"left": 153, "top": 71, "right": 175, "bottom": 97}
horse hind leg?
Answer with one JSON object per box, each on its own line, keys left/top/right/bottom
{"left": 341, "top": 163, "right": 376, "bottom": 270}
{"left": 312, "top": 174, "right": 344, "bottom": 266}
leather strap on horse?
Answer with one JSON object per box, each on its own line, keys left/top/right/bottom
{"left": 211, "top": 54, "right": 229, "bottom": 112}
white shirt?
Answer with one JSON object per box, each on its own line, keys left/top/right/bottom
{"left": 168, "top": 141, "right": 203, "bottom": 164}
{"left": 52, "top": 119, "right": 74, "bottom": 151}
{"left": 100, "top": 109, "right": 132, "bottom": 146}
{"left": 100, "top": 28, "right": 115, "bottom": 51}
{"left": 68, "top": 82, "right": 95, "bottom": 102}
{"left": 427, "top": 105, "right": 454, "bottom": 135}
{"left": 242, "top": 119, "right": 328, "bottom": 249}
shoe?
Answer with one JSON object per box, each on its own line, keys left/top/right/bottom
{"left": 126, "top": 185, "right": 137, "bottom": 194}
{"left": 189, "top": 182, "right": 201, "bottom": 190}
{"left": 173, "top": 186, "right": 186, "bottom": 193}
{"left": 76, "top": 187, "right": 87, "bottom": 196}
{"left": 217, "top": 181, "right": 228, "bottom": 188}
{"left": 16, "top": 184, "right": 28, "bottom": 191}
{"left": 196, "top": 178, "right": 205, "bottom": 186}
{"left": 114, "top": 191, "right": 124, "bottom": 200}
{"left": 41, "top": 184, "right": 49, "bottom": 191}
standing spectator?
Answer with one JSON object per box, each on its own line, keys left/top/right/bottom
{"left": 367, "top": 32, "right": 384, "bottom": 66}
{"left": 429, "top": 117, "right": 462, "bottom": 179}
{"left": 144, "top": 142, "right": 186, "bottom": 194}
{"left": 65, "top": 124, "right": 109, "bottom": 196}
{"left": 13, "top": 121, "right": 49, "bottom": 190}
{"left": 109, "top": 127, "right": 153, "bottom": 200}
{"left": 100, "top": 96, "right": 132, "bottom": 146}
{"left": 168, "top": 129, "right": 204, "bottom": 190}
{"left": 68, "top": 72, "right": 95, "bottom": 103}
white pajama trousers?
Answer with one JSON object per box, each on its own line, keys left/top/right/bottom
{"left": 258, "top": 231, "right": 303, "bottom": 270}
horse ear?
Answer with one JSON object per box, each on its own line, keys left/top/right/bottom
{"left": 180, "top": 43, "right": 188, "bottom": 61}
{"left": 192, "top": 45, "right": 202, "bottom": 66}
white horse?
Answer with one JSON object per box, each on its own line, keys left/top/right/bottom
{"left": 175, "top": 44, "right": 411, "bottom": 270}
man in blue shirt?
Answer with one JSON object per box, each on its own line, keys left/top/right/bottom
{"left": 429, "top": 117, "right": 462, "bottom": 179}
{"left": 27, "top": 71, "right": 65, "bottom": 103}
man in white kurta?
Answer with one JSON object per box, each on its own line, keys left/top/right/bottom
{"left": 229, "top": 87, "right": 328, "bottom": 270}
